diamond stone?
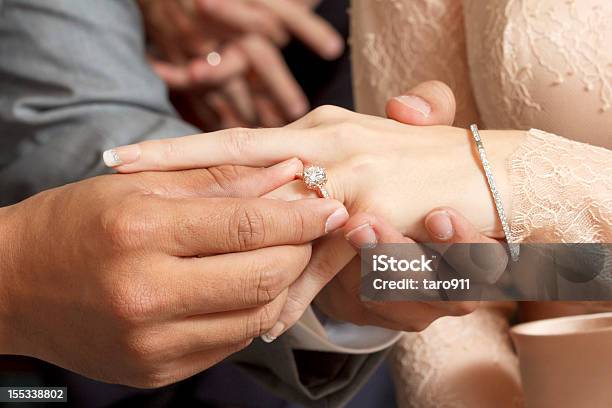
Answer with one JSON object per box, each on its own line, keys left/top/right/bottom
{"left": 302, "top": 166, "right": 327, "bottom": 189}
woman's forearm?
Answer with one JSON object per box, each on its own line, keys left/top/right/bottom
{"left": 392, "top": 128, "right": 526, "bottom": 241}
{"left": 506, "top": 129, "right": 612, "bottom": 244}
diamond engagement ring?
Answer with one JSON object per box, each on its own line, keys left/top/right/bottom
{"left": 298, "top": 165, "right": 330, "bottom": 198}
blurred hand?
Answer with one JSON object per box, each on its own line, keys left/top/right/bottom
{"left": 138, "top": 0, "right": 344, "bottom": 129}
{"left": 0, "top": 160, "right": 349, "bottom": 387}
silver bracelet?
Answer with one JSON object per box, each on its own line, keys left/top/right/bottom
{"left": 469, "top": 124, "right": 519, "bottom": 262}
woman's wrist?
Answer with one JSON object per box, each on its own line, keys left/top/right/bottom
{"left": 414, "top": 127, "right": 526, "bottom": 240}
{"left": 463, "top": 129, "right": 527, "bottom": 238}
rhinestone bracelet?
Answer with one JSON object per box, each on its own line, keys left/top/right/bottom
{"left": 469, "top": 124, "right": 519, "bottom": 262}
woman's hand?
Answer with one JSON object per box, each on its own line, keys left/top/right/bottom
{"left": 104, "top": 81, "right": 524, "bottom": 337}
{"left": 106, "top": 109, "right": 525, "bottom": 241}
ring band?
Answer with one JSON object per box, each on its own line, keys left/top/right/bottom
{"left": 298, "top": 165, "right": 330, "bottom": 199}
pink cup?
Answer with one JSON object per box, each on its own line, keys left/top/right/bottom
{"left": 511, "top": 312, "right": 612, "bottom": 408}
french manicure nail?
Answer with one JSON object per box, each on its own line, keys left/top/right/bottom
{"left": 102, "top": 144, "right": 141, "bottom": 168}
{"left": 345, "top": 223, "right": 378, "bottom": 249}
{"left": 261, "top": 322, "right": 285, "bottom": 343}
{"left": 394, "top": 95, "right": 432, "bottom": 118}
{"left": 325, "top": 207, "right": 349, "bottom": 233}
{"left": 425, "top": 210, "right": 454, "bottom": 240}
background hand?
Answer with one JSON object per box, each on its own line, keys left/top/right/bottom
{"left": 138, "top": 0, "right": 343, "bottom": 129}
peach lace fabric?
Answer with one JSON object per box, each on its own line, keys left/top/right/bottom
{"left": 510, "top": 129, "right": 612, "bottom": 244}
{"left": 351, "top": 0, "right": 612, "bottom": 406}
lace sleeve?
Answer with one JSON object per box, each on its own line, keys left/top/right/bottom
{"left": 509, "top": 129, "right": 612, "bottom": 244}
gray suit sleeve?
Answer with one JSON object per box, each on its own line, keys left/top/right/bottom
{"left": 0, "top": 0, "right": 388, "bottom": 405}
{"left": 0, "top": 0, "right": 197, "bottom": 205}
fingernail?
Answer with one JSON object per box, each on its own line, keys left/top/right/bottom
{"left": 102, "top": 144, "right": 141, "bottom": 167}
{"left": 425, "top": 210, "right": 454, "bottom": 240}
{"left": 345, "top": 223, "right": 377, "bottom": 249}
{"left": 394, "top": 95, "right": 432, "bottom": 118}
{"left": 325, "top": 207, "right": 349, "bottom": 233}
{"left": 261, "top": 322, "right": 285, "bottom": 343}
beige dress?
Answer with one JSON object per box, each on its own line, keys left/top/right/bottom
{"left": 351, "top": 0, "right": 612, "bottom": 406}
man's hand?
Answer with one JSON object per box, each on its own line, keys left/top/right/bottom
{"left": 0, "top": 160, "right": 348, "bottom": 388}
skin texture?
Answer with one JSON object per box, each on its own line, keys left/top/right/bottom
{"left": 139, "top": 0, "right": 343, "bottom": 129}
{"left": 0, "top": 161, "right": 349, "bottom": 388}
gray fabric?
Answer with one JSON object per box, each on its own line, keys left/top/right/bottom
{"left": 0, "top": 0, "right": 195, "bottom": 205}
{"left": 0, "top": 0, "right": 387, "bottom": 405}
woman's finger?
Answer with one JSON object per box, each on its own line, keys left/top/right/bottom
{"left": 103, "top": 127, "right": 329, "bottom": 172}
{"left": 195, "top": 0, "right": 289, "bottom": 45}
{"left": 223, "top": 77, "right": 257, "bottom": 125}
{"left": 424, "top": 207, "right": 509, "bottom": 283}
{"left": 254, "top": 0, "right": 344, "bottom": 60}
{"left": 386, "top": 80, "right": 457, "bottom": 126}
{"left": 239, "top": 35, "right": 309, "bottom": 120}
{"left": 253, "top": 93, "right": 288, "bottom": 127}
{"left": 206, "top": 92, "right": 247, "bottom": 129}
{"left": 343, "top": 212, "right": 415, "bottom": 249}
{"left": 188, "top": 45, "right": 248, "bottom": 86}
{"left": 261, "top": 234, "right": 355, "bottom": 342}
{"left": 150, "top": 59, "right": 192, "bottom": 90}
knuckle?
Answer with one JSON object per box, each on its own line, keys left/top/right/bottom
{"left": 246, "top": 304, "right": 277, "bottom": 338}
{"left": 229, "top": 203, "right": 266, "bottom": 251}
{"left": 308, "top": 105, "right": 349, "bottom": 124}
{"left": 153, "top": 138, "right": 183, "bottom": 163}
{"left": 253, "top": 266, "right": 285, "bottom": 305}
{"left": 223, "top": 128, "right": 255, "bottom": 160}
{"left": 119, "top": 331, "right": 163, "bottom": 372}
{"left": 100, "top": 197, "right": 150, "bottom": 248}
{"left": 107, "top": 279, "right": 161, "bottom": 322}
